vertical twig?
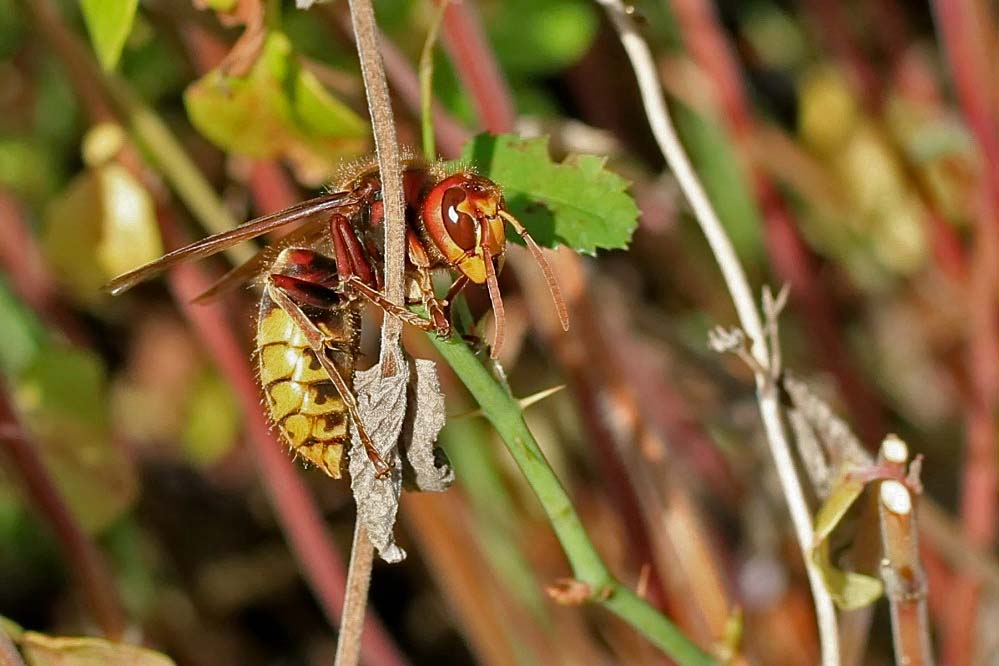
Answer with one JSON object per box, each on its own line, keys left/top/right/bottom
{"left": 334, "top": 523, "right": 376, "bottom": 666}
{"left": 877, "top": 435, "right": 934, "bottom": 666}
{"left": 337, "top": 1, "right": 409, "bottom": 663}
{"left": 348, "top": 0, "right": 407, "bottom": 365}
{"left": 594, "top": 2, "right": 840, "bottom": 664}
{"left": 0, "top": 385, "right": 126, "bottom": 640}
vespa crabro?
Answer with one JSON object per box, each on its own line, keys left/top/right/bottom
{"left": 105, "top": 159, "right": 568, "bottom": 480}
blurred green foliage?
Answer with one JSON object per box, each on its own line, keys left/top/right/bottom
{"left": 185, "top": 30, "right": 368, "bottom": 183}
{"left": 79, "top": 0, "right": 138, "bottom": 71}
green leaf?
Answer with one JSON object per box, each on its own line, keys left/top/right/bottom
{"left": 14, "top": 347, "right": 137, "bottom": 534}
{"left": 458, "top": 133, "right": 639, "bottom": 254}
{"left": 182, "top": 370, "right": 240, "bottom": 468}
{"left": 813, "top": 540, "right": 884, "bottom": 610}
{"left": 19, "top": 631, "right": 175, "bottom": 666}
{"left": 813, "top": 475, "right": 865, "bottom": 544}
{"left": 184, "top": 31, "right": 367, "bottom": 184}
{"left": 43, "top": 163, "right": 162, "bottom": 306}
{"left": 0, "top": 615, "right": 24, "bottom": 641}
{"left": 79, "top": 0, "right": 139, "bottom": 71}
{"left": 811, "top": 473, "right": 883, "bottom": 610}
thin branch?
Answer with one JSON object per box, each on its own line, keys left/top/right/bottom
{"left": 349, "top": 0, "right": 407, "bottom": 363}
{"left": 337, "top": 1, "right": 409, "bottom": 663}
{"left": 0, "top": 384, "right": 126, "bottom": 640}
{"left": 668, "top": 0, "right": 887, "bottom": 444}
{"left": 334, "top": 523, "right": 376, "bottom": 666}
{"left": 594, "top": 1, "right": 840, "bottom": 664}
{"left": 325, "top": 4, "right": 470, "bottom": 159}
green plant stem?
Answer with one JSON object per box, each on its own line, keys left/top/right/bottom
{"left": 426, "top": 334, "right": 714, "bottom": 666}
{"left": 418, "top": 0, "right": 450, "bottom": 158}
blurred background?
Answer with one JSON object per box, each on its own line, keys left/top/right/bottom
{"left": 0, "top": 0, "right": 997, "bottom": 664}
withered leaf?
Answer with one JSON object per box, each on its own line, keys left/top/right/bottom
{"left": 349, "top": 350, "right": 408, "bottom": 563}
{"left": 401, "top": 359, "right": 452, "bottom": 493}
{"left": 349, "top": 352, "right": 451, "bottom": 563}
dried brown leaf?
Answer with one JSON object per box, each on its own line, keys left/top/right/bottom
{"left": 349, "top": 350, "right": 408, "bottom": 563}
{"left": 400, "top": 359, "right": 452, "bottom": 493}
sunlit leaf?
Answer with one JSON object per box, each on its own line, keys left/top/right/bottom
{"left": 80, "top": 0, "right": 139, "bottom": 71}
{"left": 19, "top": 631, "right": 175, "bottom": 666}
{"left": 813, "top": 540, "right": 884, "bottom": 610}
{"left": 184, "top": 31, "right": 368, "bottom": 185}
{"left": 458, "top": 133, "right": 639, "bottom": 254}
{"left": 813, "top": 475, "right": 865, "bottom": 544}
{"left": 42, "top": 164, "right": 161, "bottom": 306}
{"left": 181, "top": 370, "right": 240, "bottom": 468}
{"left": 810, "top": 472, "right": 883, "bottom": 610}
{"left": 14, "top": 347, "right": 137, "bottom": 534}
{"left": 201, "top": 0, "right": 238, "bottom": 10}
{"left": 0, "top": 615, "right": 24, "bottom": 641}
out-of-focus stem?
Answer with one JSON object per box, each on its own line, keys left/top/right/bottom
{"left": 595, "top": 1, "right": 840, "bottom": 663}
{"left": 437, "top": 0, "right": 516, "bottom": 134}
{"left": 877, "top": 436, "right": 934, "bottom": 666}
{"left": 0, "top": 191, "right": 89, "bottom": 344}
{"left": 0, "top": 385, "right": 126, "bottom": 640}
{"left": 931, "top": 1, "right": 999, "bottom": 663}
{"left": 418, "top": 0, "right": 451, "bottom": 158}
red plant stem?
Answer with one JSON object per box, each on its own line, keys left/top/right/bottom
{"left": 248, "top": 161, "right": 301, "bottom": 215}
{"left": 669, "top": 0, "right": 886, "bottom": 445}
{"left": 933, "top": 1, "right": 999, "bottom": 663}
{"left": 0, "top": 385, "right": 126, "bottom": 640}
{"left": 437, "top": 0, "right": 515, "bottom": 135}
{"left": 0, "top": 191, "right": 89, "bottom": 344}
{"left": 155, "top": 210, "right": 405, "bottom": 666}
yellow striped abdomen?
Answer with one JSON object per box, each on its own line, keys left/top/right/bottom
{"left": 256, "top": 293, "right": 359, "bottom": 478}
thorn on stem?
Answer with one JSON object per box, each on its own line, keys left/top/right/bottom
{"left": 545, "top": 578, "right": 611, "bottom": 605}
